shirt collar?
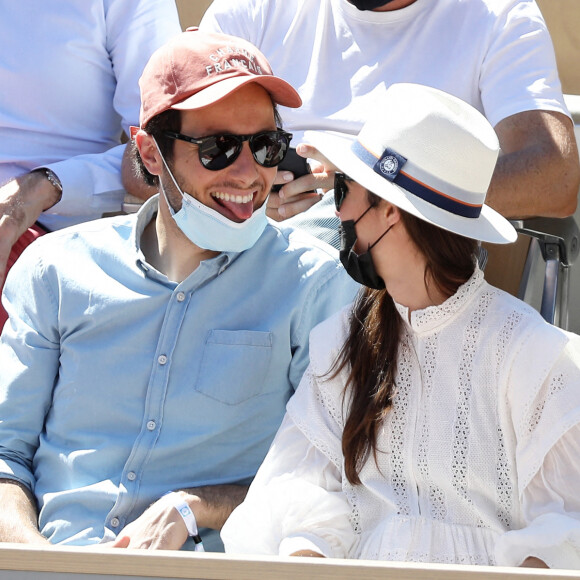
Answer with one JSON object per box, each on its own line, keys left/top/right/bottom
{"left": 132, "top": 194, "right": 240, "bottom": 277}
{"left": 338, "top": 0, "right": 427, "bottom": 24}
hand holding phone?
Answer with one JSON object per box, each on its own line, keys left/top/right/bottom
{"left": 272, "top": 148, "right": 311, "bottom": 192}
{"left": 267, "top": 144, "right": 332, "bottom": 221}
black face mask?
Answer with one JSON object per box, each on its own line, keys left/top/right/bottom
{"left": 339, "top": 208, "right": 392, "bottom": 290}
{"left": 348, "top": 0, "right": 397, "bottom": 11}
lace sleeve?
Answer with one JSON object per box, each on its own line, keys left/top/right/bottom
{"left": 507, "top": 329, "right": 580, "bottom": 491}
{"left": 496, "top": 332, "right": 580, "bottom": 568}
{"left": 495, "top": 423, "right": 580, "bottom": 568}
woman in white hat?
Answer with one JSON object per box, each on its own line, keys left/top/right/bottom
{"left": 220, "top": 84, "right": 580, "bottom": 568}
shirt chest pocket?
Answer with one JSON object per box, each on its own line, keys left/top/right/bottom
{"left": 194, "top": 329, "right": 273, "bottom": 405}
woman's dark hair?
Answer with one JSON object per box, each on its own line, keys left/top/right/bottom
{"left": 129, "top": 100, "right": 284, "bottom": 187}
{"left": 331, "top": 192, "right": 478, "bottom": 485}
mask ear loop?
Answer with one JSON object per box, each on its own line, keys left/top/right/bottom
{"left": 367, "top": 223, "right": 393, "bottom": 251}
{"left": 353, "top": 205, "right": 374, "bottom": 226}
{"left": 352, "top": 204, "right": 394, "bottom": 252}
{"left": 152, "top": 137, "right": 188, "bottom": 217}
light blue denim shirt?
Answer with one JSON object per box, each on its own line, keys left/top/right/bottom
{"left": 0, "top": 196, "right": 358, "bottom": 549}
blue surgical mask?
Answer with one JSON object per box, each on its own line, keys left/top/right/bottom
{"left": 155, "top": 141, "right": 268, "bottom": 253}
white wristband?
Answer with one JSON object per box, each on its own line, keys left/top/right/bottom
{"left": 165, "top": 492, "right": 205, "bottom": 552}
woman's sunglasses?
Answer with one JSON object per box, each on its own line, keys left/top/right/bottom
{"left": 163, "top": 129, "right": 292, "bottom": 171}
{"left": 334, "top": 172, "right": 352, "bottom": 211}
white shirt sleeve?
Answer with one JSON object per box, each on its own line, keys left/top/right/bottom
{"left": 479, "top": 0, "right": 568, "bottom": 127}
{"left": 43, "top": 0, "right": 181, "bottom": 219}
{"left": 221, "top": 410, "right": 356, "bottom": 557}
{"left": 199, "top": 0, "right": 258, "bottom": 42}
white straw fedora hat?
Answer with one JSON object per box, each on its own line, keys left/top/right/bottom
{"left": 306, "top": 83, "right": 517, "bottom": 245}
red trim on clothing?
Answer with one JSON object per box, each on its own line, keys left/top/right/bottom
{"left": 0, "top": 224, "right": 47, "bottom": 331}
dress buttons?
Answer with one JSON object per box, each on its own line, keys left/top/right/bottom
{"left": 127, "top": 471, "right": 136, "bottom": 481}
{"left": 158, "top": 354, "right": 167, "bottom": 365}
{"left": 176, "top": 292, "right": 186, "bottom": 302}
{"left": 147, "top": 420, "right": 156, "bottom": 431}
{"left": 110, "top": 517, "right": 120, "bottom": 528}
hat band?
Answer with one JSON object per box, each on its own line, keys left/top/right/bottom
{"left": 352, "top": 141, "right": 482, "bottom": 219}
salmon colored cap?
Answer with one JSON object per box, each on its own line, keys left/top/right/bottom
{"left": 139, "top": 27, "right": 302, "bottom": 128}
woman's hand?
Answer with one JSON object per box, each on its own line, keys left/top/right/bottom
{"left": 267, "top": 144, "right": 338, "bottom": 221}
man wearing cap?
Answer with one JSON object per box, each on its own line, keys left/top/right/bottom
{"left": 0, "top": 29, "right": 357, "bottom": 551}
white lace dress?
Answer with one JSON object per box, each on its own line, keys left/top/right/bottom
{"left": 221, "top": 270, "right": 580, "bottom": 568}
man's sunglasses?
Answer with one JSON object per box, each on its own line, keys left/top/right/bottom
{"left": 163, "top": 129, "right": 292, "bottom": 171}
{"left": 334, "top": 172, "right": 352, "bottom": 211}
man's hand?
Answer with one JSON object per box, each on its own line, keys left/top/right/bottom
{"left": 112, "top": 492, "right": 189, "bottom": 550}
{"left": 111, "top": 485, "right": 248, "bottom": 551}
{"left": 267, "top": 144, "right": 338, "bottom": 221}
{"left": 0, "top": 171, "right": 61, "bottom": 285}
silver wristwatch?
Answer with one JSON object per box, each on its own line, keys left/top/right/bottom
{"left": 43, "top": 168, "right": 63, "bottom": 194}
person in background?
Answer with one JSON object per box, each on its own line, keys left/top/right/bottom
{"left": 0, "top": 29, "right": 357, "bottom": 551}
{"left": 199, "top": 0, "right": 579, "bottom": 248}
{"left": 0, "top": 0, "right": 181, "bottom": 328}
{"left": 221, "top": 83, "right": 580, "bottom": 569}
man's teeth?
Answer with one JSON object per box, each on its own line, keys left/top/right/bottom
{"left": 212, "top": 192, "right": 253, "bottom": 204}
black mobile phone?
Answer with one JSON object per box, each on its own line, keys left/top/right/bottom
{"left": 272, "top": 148, "right": 311, "bottom": 192}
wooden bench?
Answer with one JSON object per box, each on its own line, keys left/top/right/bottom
{"left": 0, "top": 544, "right": 578, "bottom": 580}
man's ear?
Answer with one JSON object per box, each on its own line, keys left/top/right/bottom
{"left": 135, "top": 131, "right": 163, "bottom": 177}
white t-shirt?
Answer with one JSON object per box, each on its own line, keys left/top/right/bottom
{"left": 221, "top": 269, "right": 580, "bottom": 568}
{"left": 201, "top": 0, "right": 568, "bottom": 147}
{"left": 0, "top": 0, "right": 181, "bottom": 230}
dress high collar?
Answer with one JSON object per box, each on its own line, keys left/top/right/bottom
{"left": 394, "top": 268, "right": 485, "bottom": 335}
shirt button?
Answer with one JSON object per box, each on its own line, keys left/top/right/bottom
{"left": 127, "top": 471, "right": 136, "bottom": 481}
{"left": 158, "top": 354, "right": 167, "bottom": 365}
{"left": 110, "top": 517, "right": 120, "bottom": 528}
{"left": 176, "top": 292, "right": 186, "bottom": 302}
{"left": 147, "top": 420, "right": 156, "bottom": 431}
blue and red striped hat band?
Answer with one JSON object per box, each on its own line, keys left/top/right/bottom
{"left": 352, "top": 141, "right": 483, "bottom": 219}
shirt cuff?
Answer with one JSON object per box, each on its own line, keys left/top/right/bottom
{"left": 39, "top": 144, "right": 126, "bottom": 218}
{"left": 495, "top": 513, "right": 580, "bottom": 569}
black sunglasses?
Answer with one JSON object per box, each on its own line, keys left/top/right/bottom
{"left": 334, "top": 172, "right": 352, "bottom": 211}
{"left": 163, "top": 129, "right": 292, "bottom": 171}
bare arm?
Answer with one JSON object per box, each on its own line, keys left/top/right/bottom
{"left": 488, "top": 110, "right": 580, "bottom": 219}
{"left": 112, "top": 484, "right": 248, "bottom": 550}
{"left": 0, "top": 172, "right": 61, "bottom": 285}
{"left": 0, "top": 479, "right": 49, "bottom": 545}
{"left": 183, "top": 484, "right": 249, "bottom": 531}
